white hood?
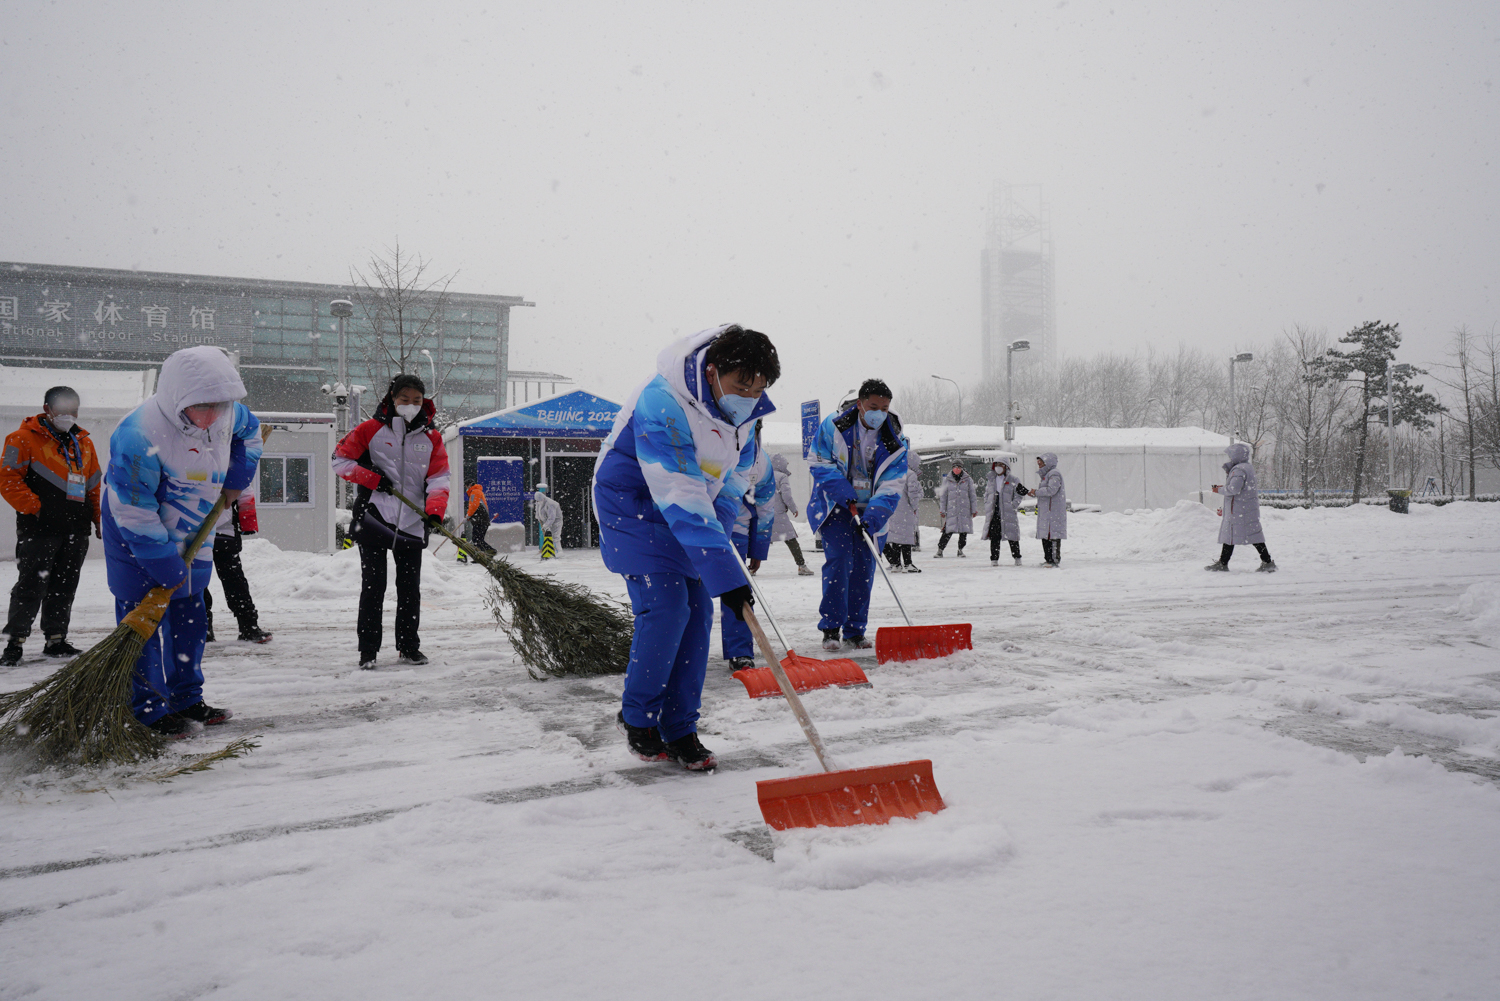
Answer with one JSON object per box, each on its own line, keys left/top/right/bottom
{"left": 152, "top": 346, "right": 247, "bottom": 427}
{"left": 657, "top": 324, "right": 733, "bottom": 426}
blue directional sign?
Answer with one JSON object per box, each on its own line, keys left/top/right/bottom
{"left": 800, "top": 399, "right": 820, "bottom": 458}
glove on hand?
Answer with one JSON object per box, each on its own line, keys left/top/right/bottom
{"left": 720, "top": 584, "right": 754, "bottom": 622}
{"left": 423, "top": 514, "right": 444, "bottom": 532}
{"left": 1015, "top": 484, "right": 1030, "bottom": 497}
{"left": 374, "top": 473, "right": 396, "bottom": 495}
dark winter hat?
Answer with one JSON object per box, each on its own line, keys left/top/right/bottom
{"left": 387, "top": 373, "right": 427, "bottom": 398}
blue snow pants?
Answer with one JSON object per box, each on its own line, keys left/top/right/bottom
{"left": 122, "top": 592, "right": 209, "bottom": 724}
{"left": 719, "top": 533, "right": 752, "bottom": 661}
{"left": 621, "top": 572, "right": 712, "bottom": 742}
{"left": 818, "top": 507, "right": 876, "bottom": 639}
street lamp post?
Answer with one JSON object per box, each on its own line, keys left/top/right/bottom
{"left": 1005, "top": 339, "right": 1030, "bottom": 441}
{"left": 1228, "top": 352, "right": 1254, "bottom": 442}
{"left": 420, "top": 349, "right": 438, "bottom": 410}
{"left": 931, "top": 374, "right": 962, "bottom": 425}
{"left": 329, "top": 299, "right": 354, "bottom": 508}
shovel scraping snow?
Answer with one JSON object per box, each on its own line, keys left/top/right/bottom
{"left": 862, "top": 530, "right": 973, "bottom": 664}
{"left": 732, "top": 566, "right": 869, "bottom": 699}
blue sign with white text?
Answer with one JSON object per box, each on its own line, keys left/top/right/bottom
{"left": 800, "top": 400, "right": 820, "bottom": 458}
{"left": 477, "top": 456, "right": 526, "bottom": 524}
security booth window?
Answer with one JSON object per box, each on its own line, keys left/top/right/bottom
{"left": 258, "top": 455, "right": 313, "bottom": 506}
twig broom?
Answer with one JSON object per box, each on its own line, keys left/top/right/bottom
{"left": 0, "top": 498, "right": 227, "bottom": 767}
{"left": 386, "top": 488, "right": 632, "bottom": 679}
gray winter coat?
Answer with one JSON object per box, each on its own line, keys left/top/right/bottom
{"left": 1033, "top": 452, "right": 1067, "bottom": 540}
{"left": 769, "top": 453, "right": 800, "bottom": 542}
{"left": 980, "top": 468, "right": 1023, "bottom": 542}
{"left": 1217, "top": 442, "right": 1266, "bottom": 545}
{"left": 938, "top": 471, "right": 979, "bottom": 534}
{"left": 884, "top": 466, "right": 924, "bottom": 546}
{"left": 534, "top": 492, "right": 563, "bottom": 535}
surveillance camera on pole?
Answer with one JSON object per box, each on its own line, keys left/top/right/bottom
{"left": 1228, "top": 352, "right": 1255, "bottom": 443}
{"left": 1004, "top": 339, "right": 1030, "bottom": 441}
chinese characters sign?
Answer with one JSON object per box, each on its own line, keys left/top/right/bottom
{"left": 0, "top": 277, "right": 251, "bottom": 359}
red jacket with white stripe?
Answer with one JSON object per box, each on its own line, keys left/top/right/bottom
{"left": 332, "top": 398, "right": 450, "bottom": 541}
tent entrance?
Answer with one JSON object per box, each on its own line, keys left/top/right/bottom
{"left": 545, "top": 453, "right": 599, "bottom": 549}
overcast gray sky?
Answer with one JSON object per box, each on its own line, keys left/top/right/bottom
{"left": 3, "top": 0, "right": 1495, "bottom": 417}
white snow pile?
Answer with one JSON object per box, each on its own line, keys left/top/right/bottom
{"left": 1099, "top": 500, "right": 1221, "bottom": 560}
{"left": 1450, "top": 581, "right": 1500, "bottom": 638}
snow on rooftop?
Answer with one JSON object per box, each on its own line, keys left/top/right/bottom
{"left": 0, "top": 364, "right": 154, "bottom": 411}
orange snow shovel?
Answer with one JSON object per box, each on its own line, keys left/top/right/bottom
{"left": 741, "top": 603, "right": 945, "bottom": 830}
{"left": 732, "top": 569, "right": 869, "bottom": 699}
{"left": 862, "top": 530, "right": 972, "bottom": 664}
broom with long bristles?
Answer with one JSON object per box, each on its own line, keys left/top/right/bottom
{"left": 0, "top": 498, "right": 226, "bottom": 767}
{"left": 386, "top": 488, "right": 632, "bottom": 679}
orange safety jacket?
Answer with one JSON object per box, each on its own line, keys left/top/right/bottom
{"left": 466, "top": 483, "right": 488, "bottom": 520}
{"left": 0, "top": 414, "right": 102, "bottom": 539}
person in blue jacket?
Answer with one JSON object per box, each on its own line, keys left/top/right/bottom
{"left": 103, "top": 346, "right": 263, "bottom": 737}
{"left": 592, "top": 324, "right": 779, "bottom": 771}
{"left": 721, "top": 423, "right": 776, "bottom": 672}
{"left": 807, "top": 379, "right": 908, "bottom": 651}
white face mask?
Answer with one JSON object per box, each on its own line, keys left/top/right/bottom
{"left": 395, "top": 403, "right": 421, "bottom": 420}
{"left": 49, "top": 414, "right": 77, "bottom": 432}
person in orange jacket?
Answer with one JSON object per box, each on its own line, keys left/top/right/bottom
{"left": 463, "top": 482, "right": 496, "bottom": 557}
{"left": 0, "top": 386, "right": 102, "bottom": 665}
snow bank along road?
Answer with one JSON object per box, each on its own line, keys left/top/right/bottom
{"left": 2, "top": 501, "right": 1499, "bottom": 1000}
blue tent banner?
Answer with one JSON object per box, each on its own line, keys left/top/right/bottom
{"left": 458, "top": 390, "right": 622, "bottom": 439}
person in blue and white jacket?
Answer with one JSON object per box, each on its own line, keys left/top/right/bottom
{"left": 807, "top": 378, "right": 908, "bottom": 651}
{"left": 593, "top": 324, "right": 779, "bottom": 772}
{"left": 103, "top": 346, "right": 263, "bottom": 738}
{"left": 721, "top": 423, "right": 776, "bottom": 672}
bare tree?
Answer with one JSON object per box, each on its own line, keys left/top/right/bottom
{"left": 1473, "top": 328, "right": 1500, "bottom": 473}
{"left": 1430, "top": 326, "right": 1483, "bottom": 499}
{"left": 349, "top": 244, "right": 458, "bottom": 409}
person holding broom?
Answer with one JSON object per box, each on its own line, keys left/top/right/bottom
{"left": 332, "top": 374, "right": 450, "bottom": 670}
{"left": 102, "top": 346, "right": 263, "bottom": 737}
{"left": 593, "top": 324, "right": 779, "bottom": 772}
{"left": 458, "top": 481, "right": 496, "bottom": 561}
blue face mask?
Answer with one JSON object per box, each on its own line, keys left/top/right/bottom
{"left": 862, "top": 408, "right": 888, "bottom": 429}
{"left": 712, "top": 372, "right": 758, "bottom": 425}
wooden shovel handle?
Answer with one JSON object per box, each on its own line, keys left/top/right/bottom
{"left": 739, "top": 604, "right": 834, "bottom": 773}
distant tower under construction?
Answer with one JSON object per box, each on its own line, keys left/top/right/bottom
{"left": 981, "top": 183, "right": 1056, "bottom": 375}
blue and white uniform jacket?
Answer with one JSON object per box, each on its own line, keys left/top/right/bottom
{"left": 103, "top": 346, "right": 263, "bottom": 602}
{"left": 592, "top": 325, "right": 776, "bottom": 597}
{"left": 806, "top": 406, "right": 908, "bottom": 537}
{"left": 731, "top": 440, "right": 776, "bottom": 561}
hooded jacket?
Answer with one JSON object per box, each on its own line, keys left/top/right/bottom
{"left": 466, "top": 483, "right": 489, "bottom": 521}
{"left": 102, "top": 346, "right": 263, "bottom": 601}
{"left": 534, "top": 491, "right": 563, "bottom": 535}
{"left": 807, "top": 406, "right": 908, "bottom": 535}
{"left": 0, "top": 414, "right": 102, "bottom": 538}
{"left": 981, "top": 465, "right": 1024, "bottom": 542}
{"left": 1033, "top": 452, "right": 1067, "bottom": 540}
{"left": 884, "top": 464, "right": 923, "bottom": 546}
{"left": 592, "top": 324, "right": 775, "bottom": 596}
{"left": 1218, "top": 442, "right": 1266, "bottom": 545}
{"left": 769, "top": 452, "right": 801, "bottom": 543}
{"left": 731, "top": 438, "right": 776, "bottom": 560}
{"left": 938, "top": 469, "right": 979, "bottom": 533}
{"left": 333, "top": 395, "right": 451, "bottom": 544}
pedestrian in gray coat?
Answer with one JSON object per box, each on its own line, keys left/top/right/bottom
{"left": 1205, "top": 442, "right": 1276, "bottom": 572}
{"left": 883, "top": 463, "right": 924, "bottom": 572}
{"left": 981, "top": 458, "right": 1028, "bottom": 565}
{"left": 768, "top": 453, "right": 814, "bottom": 575}
{"left": 1033, "top": 452, "right": 1067, "bottom": 567}
{"left": 936, "top": 465, "right": 978, "bottom": 557}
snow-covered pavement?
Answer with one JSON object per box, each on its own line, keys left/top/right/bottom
{"left": 3, "top": 501, "right": 1499, "bottom": 1000}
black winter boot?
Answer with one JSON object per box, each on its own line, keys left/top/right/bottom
{"left": 1, "top": 640, "right": 23, "bottom": 666}
{"left": 616, "top": 710, "right": 668, "bottom": 761}
{"left": 663, "top": 732, "right": 717, "bottom": 771}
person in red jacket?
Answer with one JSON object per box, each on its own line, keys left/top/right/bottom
{"left": 0, "top": 386, "right": 102, "bottom": 665}
{"left": 332, "top": 375, "right": 449, "bottom": 669}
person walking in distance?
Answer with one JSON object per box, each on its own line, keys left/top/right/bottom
{"left": 1033, "top": 452, "right": 1067, "bottom": 567}
{"left": 1205, "top": 441, "right": 1277, "bottom": 572}
{"left": 533, "top": 483, "right": 563, "bottom": 558}
{"left": 593, "top": 324, "right": 780, "bottom": 771}
{"left": 102, "top": 347, "right": 263, "bottom": 736}
{"left": 808, "top": 379, "right": 909, "bottom": 651}
{"left": 461, "top": 482, "right": 496, "bottom": 559}
{"left": 935, "top": 463, "right": 978, "bottom": 558}
{"left": 981, "top": 455, "right": 1028, "bottom": 566}
{"left": 203, "top": 465, "right": 272, "bottom": 644}
{"left": 768, "top": 452, "right": 813, "bottom": 576}
{"left": 0, "top": 386, "right": 102, "bottom": 665}
{"left": 882, "top": 446, "right": 923, "bottom": 573}
{"left": 332, "top": 374, "right": 450, "bottom": 669}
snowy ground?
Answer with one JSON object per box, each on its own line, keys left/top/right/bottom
{"left": 2, "top": 501, "right": 1499, "bottom": 1000}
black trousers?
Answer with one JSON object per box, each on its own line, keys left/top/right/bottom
{"left": 1220, "top": 542, "right": 1272, "bottom": 564}
{"left": 785, "top": 538, "right": 806, "bottom": 566}
{"left": 884, "top": 542, "right": 914, "bottom": 566}
{"left": 1041, "top": 539, "right": 1063, "bottom": 564}
{"left": 990, "top": 537, "right": 1022, "bottom": 560}
{"left": 467, "top": 512, "right": 496, "bottom": 554}
{"left": 937, "top": 532, "right": 967, "bottom": 552}
{"left": 4, "top": 532, "right": 89, "bottom": 642}
{"left": 204, "top": 534, "right": 259, "bottom": 635}
{"left": 357, "top": 536, "right": 424, "bottom": 658}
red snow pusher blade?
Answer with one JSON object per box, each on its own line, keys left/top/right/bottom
{"left": 733, "top": 651, "right": 870, "bottom": 699}
{"left": 875, "top": 622, "right": 973, "bottom": 664}
{"left": 757, "top": 759, "right": 946, "bottom": 830}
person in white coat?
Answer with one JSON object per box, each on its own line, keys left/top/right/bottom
{"left": 533, "top": 483, "right": 563, "bottom": 556}
{"left": 882, "top": 461, "right": 924, "bottom": 573}
{"left": 768, "top": 453, "right": 813, "bottom": 575}
{"left": 980, "top": 457, "right": 1028, "bottom": 566}
{"left": 935, "top": 464, "right": 978, "bottom": 557}
{"left": 1205, "top": 441, "right": 1276, "bottom": 572}
{"left": 1033, "top": 452, "right": 1067, "bottom": 567}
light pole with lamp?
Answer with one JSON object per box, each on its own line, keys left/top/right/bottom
{"left": 1005, "top": 339, "right": 1030, "bottom": 441}
{"left": 931, "top": 374, "right": 962, "bottom": 425}
{"left": 1228, "top": 352, "right": 1254, "bottom": 442}
{"left": 419, "top": 349, "right": 438, "bottom": 412}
